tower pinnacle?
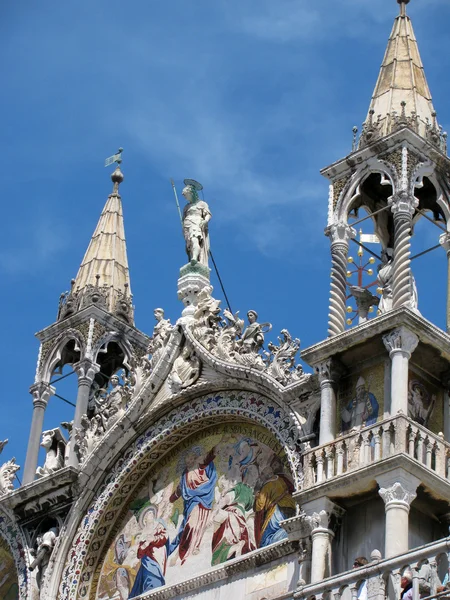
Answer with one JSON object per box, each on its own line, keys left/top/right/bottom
{"left": 59, "top": 151, "right": 134, "bottom": 323}
{"left": 397, "top": 0, "right": 410, "bottom": 17}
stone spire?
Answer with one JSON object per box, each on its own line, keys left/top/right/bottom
{"left": 59, "top": 158, "right": 134, "bottom": 324}
{"left": 361, "top": 0, "right": 441, "bottom": 145}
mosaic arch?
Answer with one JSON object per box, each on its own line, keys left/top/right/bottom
{"left": 0, "top": 510, "right": 29, "bottom": 600}
{"left": 58, "top": 390, "right": 303, "bottom": 600}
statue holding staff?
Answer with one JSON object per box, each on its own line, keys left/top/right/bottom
{"left": 182, "top": 179, "right": 211, "bottom": 266}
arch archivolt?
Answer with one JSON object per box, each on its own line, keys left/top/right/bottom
{"left": 0, "top": 508, "right": 30, "bottom": 599}
{"left": 57, "top": 390, "right": 303, "bottom": 600}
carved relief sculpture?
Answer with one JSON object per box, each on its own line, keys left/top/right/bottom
{"left": 169, "top": 346, "right": 201, "bottom": 393}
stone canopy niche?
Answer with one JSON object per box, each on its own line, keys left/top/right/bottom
{"left": 0, "top": 536, "right": 19, "bottom": 600}
{"left": 95, "top": 423, "right": 295, "bottom": 598}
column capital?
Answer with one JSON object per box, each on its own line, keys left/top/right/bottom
{"left": 383, "top": 326, "right": 419, "bottom": 358}
{"left": 440, "top": 232, "right": 450, "bottom": 255}
{"left": 29, "top": 382, "right": 55, "bottom": 408}
{"left": 377, "top": 469, "right": 420, "bottom": 508}
{"left": 315, "top": 358, "right": 346, "bottom": 386}
{"left": 303, "top": 497, "right": 345, "bottom": 533}
{"left": 325, "top": 221, "right": 356, "bottom": 246}
{"left": 73, "top": 359, "right": 100, "bottom": 385}
{"left": 388, "top": 192, "right": 418, "bottom": 217}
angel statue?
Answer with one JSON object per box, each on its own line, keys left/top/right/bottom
{"left": 182, "top": 179, "right": 211, "bottom": 266}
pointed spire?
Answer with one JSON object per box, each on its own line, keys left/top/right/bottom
{"left": 361, "top": 0, "right": 440, "bottom": 144}
{"left": 69, "top": 151, "right": 134, "bottom": 323}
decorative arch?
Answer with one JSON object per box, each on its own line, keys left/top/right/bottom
{"left": 335, "top": 162, "right": 395, "bottom": 224}
{"left": 91, "top": 331, "right": 135, "bottom": 366}
{"left": 58, "top": 390, "right": 303, "bottom": 600}
{"left": 40, "top": 329, "right": 86, "bottom": 382}
{"left": 0, "top": 508, "right": 30, "bottom": 600}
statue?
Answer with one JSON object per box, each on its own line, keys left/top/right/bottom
{"left": 377, "top": 247, "right": 418, "bottom": 313}
{"left": 144, "top": 308, "right": 173, "bottom": 372}
{"left": 237, "top": 310, "right": 271, "bottom": 355}
{"left": 36, "top": 429, "right": 66, "bottom": 479}
{"left": 169, "top": 346, "right": 201, "bottom": 393}
{"left": 377, "top": 248, "right": 394, "bottom": 313}
{"left": 264, "top": 329, "right": 301, "bottom": 385}
{"left": 182, "top": 179, "right": 211, "bottom": 266}
{"left": 94, "top": 374, "right": 126, "bottom": 430}
{"left": 30, "top": 526, "right": 59, "bottom": 589}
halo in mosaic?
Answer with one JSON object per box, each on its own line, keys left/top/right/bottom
{"left": 58, "top": 391, "right": 303, "bottom": 600}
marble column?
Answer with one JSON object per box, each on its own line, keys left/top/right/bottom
{"left": 377, "top": 469, "right": 420, "bottom": 558}
{"left": 67, "top": 359, "right": 100, "bottom": 468}
{"left": 440, "top": 233, "right": 450, "bottom": 333}
{"left": 326, "top": 222, "right": 356, "bottom": 337}
{"left": 316, "top": 359, "right": 345, "bottom": 445}
{"left": 383, "top": 327, "right": 419, "bottom": 417}
{"left": 303, "top": 498, "right": 345, "bottom": 583}
{"left": 390, "top": 190, "right": 417, "bottom": 309}
{"left": 23, "top": 382, "right": 55, "bottom": 484}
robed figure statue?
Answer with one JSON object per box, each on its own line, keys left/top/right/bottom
{"left": 182, "top": 179, "right": 211, "bottom": 267}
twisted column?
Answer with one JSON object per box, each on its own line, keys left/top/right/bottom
{"left": 390, "top": 194, "right": 416, "bottom": 309}
{"left": 23, "top": 383, "right": 55, "bottom": 484}
{"left": 326, "top": 222, "right": 355, "bottom": 337}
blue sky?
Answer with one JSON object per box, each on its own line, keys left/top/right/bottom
{"left": 2, "top": 0, "right": 450, "bottom": 478}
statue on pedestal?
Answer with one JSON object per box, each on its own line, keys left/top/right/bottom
{"left": 182, "top": 179, "right": 211, "bottom": 267}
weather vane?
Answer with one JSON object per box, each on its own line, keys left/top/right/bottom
{"left": 105, "top": 147, "right": 123, "bottom": 167}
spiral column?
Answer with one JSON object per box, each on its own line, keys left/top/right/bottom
{"left": 390, "top": 193, "right": 416, "bottom": 309}
{"left": 326, "top": 223, "right": 355, "bottom": 337}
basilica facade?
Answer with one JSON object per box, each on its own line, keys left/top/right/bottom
{"left": 1, "top": 1, "right": 450, "bottom": 599}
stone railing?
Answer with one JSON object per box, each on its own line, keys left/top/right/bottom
{"left": 303, "top": 415, "right": 450, "bottom": 488}
{"left": 295, "top": 538, "right": 450, "bottom": 600}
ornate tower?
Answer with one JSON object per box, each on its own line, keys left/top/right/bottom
{"left": 23, "top": 157, "right": 149, "bottom": 484}
{"left": 298, "top": 0, "right": 450, "bottom": 584}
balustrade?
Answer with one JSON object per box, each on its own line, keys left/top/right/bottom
{"left": 303, "top": 415, "right": 450, "bottom": 489}
{"left": 295, "top": 538, "right": 450, "bottom": 600}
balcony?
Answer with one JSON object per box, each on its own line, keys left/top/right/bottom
{"left": 295, "top": 537, "right": 450, "bottom": 600}
{"left": 299, "top": 415, "right": 450, "bottom": 503}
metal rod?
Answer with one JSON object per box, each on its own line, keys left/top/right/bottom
{"left": 349, "top": 205, "right": 390, "bottom": 227}
{"left": 50, "top": 370, "right": 75, "bottom": 385}
{"left": 410, "top": 243, "right": 441, "bottom": 261}
{"left": 416, "top": 209, "right": 447, "bottom": 233}
{"left": 209, "top": 250, "right": 233, "bottom": 314}
{"left": 350, "top": 238, "right": 382, "bottom": 260}
{"left": 54, "top": 393, "right": 76, "bottom": 408}
{"left": 15, "top": 473, "right": 22, "bottom": 486}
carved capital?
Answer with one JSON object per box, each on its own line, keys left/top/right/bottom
{"left": 29, "top": 382, "right": 55, "bottom": 408}
{"left": 325, "top": 221, "right": 356, "bottom": 247}
{"left": 303, "top": 499, "right": 345, "bottom": 533}
{"left": 440, "top": 232, "right": 450, "bottom": 255}
{"left": 73, "top": 359, "right": 100, "bottom": 386}
{"left": 315, "top": 358, "right": 345, "bottom": 386}
{"left": 304, "top": 509, "right": 329, "bottom": 531}
{"left": 378, "top": 481, "right": 417, "bottom": 507}
{"left": 382, "top": 327, "right": 419, "bottom": 358}
{"left": 388, "top": 191, "right": 418, "bottom": 217}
